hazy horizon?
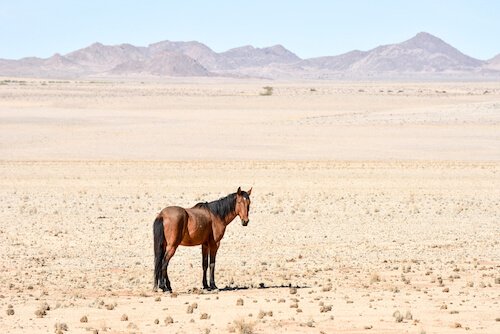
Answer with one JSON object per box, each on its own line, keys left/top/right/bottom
{"left": 1, "top": 0, "right": 499, "bottom": 61}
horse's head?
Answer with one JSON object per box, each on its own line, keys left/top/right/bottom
{"left": 235, "top": 186, "right": 252, "bottom": 226}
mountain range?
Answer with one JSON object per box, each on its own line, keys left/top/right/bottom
{"left": 1, "top": 32, "right": 499, "bottom": 79}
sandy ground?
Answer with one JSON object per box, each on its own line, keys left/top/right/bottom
{"left": 0, "top": 80, "right": 499, "bottom": 333}
{"left": 1, "top": 79, "right": 500, "bottom": 160}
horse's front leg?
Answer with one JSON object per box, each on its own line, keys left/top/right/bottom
{"left": 209, "top": 242, "right": 220, "bottom": 290}
{"left": 202, "top": 243, "right": 209, "bottom": 289}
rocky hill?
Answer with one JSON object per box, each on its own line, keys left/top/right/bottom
{"left": 0, "top": 32, "right": 498, "bottom": 79}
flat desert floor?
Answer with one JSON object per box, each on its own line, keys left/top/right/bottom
{"left": 0, "top": 80, "right": 499, "bottom": 333}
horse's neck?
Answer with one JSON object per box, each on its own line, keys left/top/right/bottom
{"left": 221, "top": 210, "right": 238, "bottom": 226}
{"left": 211, "top": 211, "right": 237, "bottom": 243}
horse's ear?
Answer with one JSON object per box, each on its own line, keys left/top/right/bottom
{"left": 237, "top": 187, "right": 242, "bottom": 195}
{"left": 247, "top": 187, "right": 252, "bottom": 196}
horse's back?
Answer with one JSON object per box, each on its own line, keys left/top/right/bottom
{"left": 159, "top": 205, "right": 214, "bottom": 246}
{"left": 160, "top": 206, "right": 188, "bottom": 224}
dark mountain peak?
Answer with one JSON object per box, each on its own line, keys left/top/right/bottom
{"left": 266, "top": 44, "right": 286, "bottom": 50}
{"left": 413, "top": 31, "right": 439, "bottom": 41}
{"left": 402, "top": 31, "right": 450, "bottom": 52}
{"left": 147, "top": 40, "right": 220, "bottom": 70}
{"left": 220, "top": 44, "right": 300, "bottom": 68}
{"left": 109, "top": 49, "right": 210, "bottom": 77}
{"left": 263, "top": 44, "right": 301, "bottom": 59}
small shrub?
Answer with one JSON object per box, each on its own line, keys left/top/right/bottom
{"left": 260, "top": 86, "right": 273, "bottom": 96}
{"left": 231, "top": 318, "right": 255, "bottom": 334}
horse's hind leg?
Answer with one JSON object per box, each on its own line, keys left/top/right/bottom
{"left": 161, "top": 244, "right": 177, "bottom": 292}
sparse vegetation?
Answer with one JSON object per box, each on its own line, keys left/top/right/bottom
{"left": 54, "top": 322, "right": 68, "bottom": 333}
{"left": 260, "top": 86, "right": 273, "bottom": 96}
{"left": 370, "top": 273, "right": 381, "bottom": 284}
{"left": 320, "top": 305, "right": 332, "bottom": 313}
{"left": 393, "top": 310, "right": 404, "bottom": 323}
{"left": 230, "top": 318, "right": 255, "bottom": 334}
{"left": 164, "top": 315, "right": 174, "bottom": 325}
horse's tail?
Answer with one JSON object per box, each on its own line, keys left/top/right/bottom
{"left": 153, "top": 215, "right": 165, "bottom": 290}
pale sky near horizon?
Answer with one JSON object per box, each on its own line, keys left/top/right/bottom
{"left": 1, "top": 0, "right": 499, "bottom": 60}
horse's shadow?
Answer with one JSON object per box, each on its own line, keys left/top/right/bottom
{"left": 219, "top": 283, "right": 310, "bottom": 292}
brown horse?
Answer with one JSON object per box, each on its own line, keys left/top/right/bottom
{"left": 153, "top": 187, "right": 252, "bottom": 292}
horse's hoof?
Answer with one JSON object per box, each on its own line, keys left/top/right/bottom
{"left": 160, "top": 286, "right": 171, "bottom": 293}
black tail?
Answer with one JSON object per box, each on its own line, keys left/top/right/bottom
{"left": 153, "top": 215, "right": 165, "bottom": 290}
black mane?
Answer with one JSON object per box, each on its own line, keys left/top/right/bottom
{"left": 193, "top": 191, "right": 249, "bottom": 219}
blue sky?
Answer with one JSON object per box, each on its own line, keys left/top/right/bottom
{"left": 1, "top": 0, "right": 499, "bottom": 60}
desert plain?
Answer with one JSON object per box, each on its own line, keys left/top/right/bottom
{"left": 0, "top": 79, "right": 499, "bottom": 333}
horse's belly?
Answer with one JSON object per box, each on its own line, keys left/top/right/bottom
{"left": 180, "top": 228, "right": 209, "bottom": 246}
{"left": 179, "top": 238, "right": 201, "bottom": 246}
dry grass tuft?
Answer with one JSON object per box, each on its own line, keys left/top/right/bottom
{"left": 231, "top": 318, "right": 255, "bottom": 334}
{"left": 370, "top": 273, "right": 381, "bottom": 284}
{"left": 54, "top": 322, "right": 68, "bottom": 333}
{"left": 35, "top": 302, "right": 50, "bottom": 318}
{"left": 35, "top": 308, "right": 46, "bottom": 318}
{"left": 393, "top": 310, "right": 403, "bottom": 323}
{"left": 105, "top": 303, "right": 115, "bottom": 310}
{"left": 320, "top": 305, "right": 332, "bottom": 313}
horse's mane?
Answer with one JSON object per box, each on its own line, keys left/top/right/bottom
{"left": 193, "top": 192, "right": 246, "bottom": 219}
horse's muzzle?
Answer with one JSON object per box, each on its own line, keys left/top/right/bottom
{"left": 242, "top": 220, "right": 249, "bottom": 226}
